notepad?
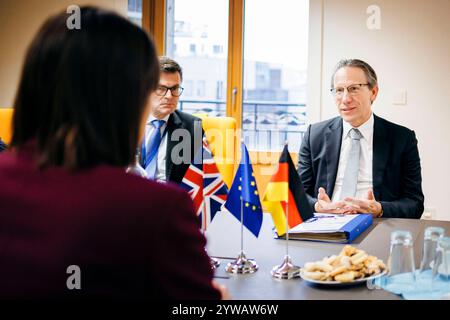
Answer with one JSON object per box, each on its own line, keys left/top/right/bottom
{"left": 284, "top": 213, "right": 373, "bottom": 243}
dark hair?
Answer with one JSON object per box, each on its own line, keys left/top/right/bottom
{"left": 159, "top": 56, "right": 183, "bottom": 81}
{"left": 331, "top": 59, "right": 378, "bottom": 89}
{"left": 11, "top": 7, "right": 159, "bottom": 169}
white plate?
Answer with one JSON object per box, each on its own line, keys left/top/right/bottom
{"left": 300, "top": 270, "right": 387, "bottom": 287}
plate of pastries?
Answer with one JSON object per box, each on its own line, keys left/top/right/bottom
{"left": 300, "top": 245, "right": 387, "bottom": 286}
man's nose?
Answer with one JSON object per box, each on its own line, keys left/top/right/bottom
{"left": 342, "top": 89, "right": 352, "bottom": 103}
{"left": 165, "top": 89, "right": 174, "bottom": 98}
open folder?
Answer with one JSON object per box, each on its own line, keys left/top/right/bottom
{"left": 283, "top": 213, "right": 373, "bottom": 243}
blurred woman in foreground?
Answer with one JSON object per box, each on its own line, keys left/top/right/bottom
{"left": 0, "top": 6, "right": 224, "bottom": 300}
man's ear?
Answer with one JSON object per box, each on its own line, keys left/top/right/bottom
{"left": 370, "top": 85, "right": 379, "bottom": 104}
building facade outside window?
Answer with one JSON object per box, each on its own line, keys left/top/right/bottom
{"left": 127, "top": 0, "right": 142, "bottom": 27}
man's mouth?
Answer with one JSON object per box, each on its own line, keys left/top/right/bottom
{"left": 341, "top": 107, "right": 356, "bottom": 112}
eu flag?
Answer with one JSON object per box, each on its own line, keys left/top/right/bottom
{"left": 224, "top": 142, "right": 263, "bottom": 237}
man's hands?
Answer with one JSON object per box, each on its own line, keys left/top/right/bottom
{"left": 314, "top": 188, "right": 382, "bottom": 217}
{"left": 314, "top": 187, "right": 351, "bottom": 214}
{"left": 343, "top": 189, "right": 382, "bottom": 217}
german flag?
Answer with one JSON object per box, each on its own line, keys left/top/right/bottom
{"left": 263, "top": 145, "right": 314, "bottom": 236}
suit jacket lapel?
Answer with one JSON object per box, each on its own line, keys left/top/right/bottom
{"left": 372, "top": 114, "right": 389, "bottom": 199}
{"left": 166, "top": 112, "right": 184, "bottom": 181}
{"left": 325, "top": 117, "right": 343, "bottom": 196}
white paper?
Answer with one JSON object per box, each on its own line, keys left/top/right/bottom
{"left": 288, "top": 213, "right": 358, "bottom": 233}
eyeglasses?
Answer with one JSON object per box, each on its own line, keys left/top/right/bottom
{"left": 155, "top": 85, "right": 184, "bottom": 97}
{"left": 330, "top": 83, "right": 369, "bottom": 97}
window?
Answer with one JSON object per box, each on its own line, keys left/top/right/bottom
{"left": 165, "top": 0, "right": 228, "bottom": 117}
{"left": 216, "top": 80, "right": 224, "bottom": 100}
{"left": 196, "top": 80, "right": 206, "bottom": 97}
{"left": 143, "top": 0, "right": 311, "bottom": 197}
{"left": 127, "top": 0, "right": 142, "bottom": 27}
{"left": 128, "top": 0, "right": 136, "bottom": 11}
{"left": 242, "top": 0, "right": 309, "bottom": 152}
{"left": 213, "top": 45, "right": 223, "bottom": 54}
{"left": 183, "top": 79, "right": 194, "bottom": 97}
{"left": 151, "top": 0, "right": 309, "bottom": 147}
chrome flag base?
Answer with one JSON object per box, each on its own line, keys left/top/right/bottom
{"left": 225, "top": 251, "right": 258, "bottom": 274}
{"left": 210, "top": 256, "right": 221, "bottom": 269}
{"left": 271, "top": 255, "right": 301, "bottom": 279}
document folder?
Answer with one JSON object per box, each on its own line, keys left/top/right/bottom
{"left": 282, "top": 213, "right": 373, "bottom": 243}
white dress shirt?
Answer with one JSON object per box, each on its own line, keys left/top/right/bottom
{"left": 331, "top": 113, "right": 374, "bottom": 202}
{"left": 144, "top": 114, "right": 170, "bottom": 182}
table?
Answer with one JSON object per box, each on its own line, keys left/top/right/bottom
{"left": 206, "top": 213, "right": 450, "bottom": 300}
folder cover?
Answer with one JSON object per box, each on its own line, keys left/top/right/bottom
{"left": 283, "top": 213, "right": 373, "bottom": 243}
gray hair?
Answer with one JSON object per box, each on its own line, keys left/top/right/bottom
{"left": 159, "top": 56, "right": 183, "bottom": 81}
{"left": 331, "top": 59, "right": 378, "bottom": 89}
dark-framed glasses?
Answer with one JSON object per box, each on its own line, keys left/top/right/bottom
{"left": 155, "top": 85, "right": 184, "bottom": 97}
{"left": 330, "top": 83, "right": 369, "bottom": 97}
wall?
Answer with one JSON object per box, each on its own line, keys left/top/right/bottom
{"left": 0, "top": 0, "right": 127, "bottom": 108}
{"left": 308, "top": 0, "right": 450, "bottom": 220}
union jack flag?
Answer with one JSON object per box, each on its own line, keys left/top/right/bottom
{"left": 180, "top": 138, "right": 228, "bottom": 230}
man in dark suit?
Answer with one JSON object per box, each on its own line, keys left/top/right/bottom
{"left": 298, "top": 59, "right": 424, "bottom": 219}
{"left": 141, "top": 56, "right": 202, "bottom": 183}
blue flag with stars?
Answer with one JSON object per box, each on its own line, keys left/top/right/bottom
{"left": 224, "top": 142, "right": 263, "bottom": 237}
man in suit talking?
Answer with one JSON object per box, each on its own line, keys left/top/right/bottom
{"left": 298, "top": 59, "right": 424, "bottom": 219}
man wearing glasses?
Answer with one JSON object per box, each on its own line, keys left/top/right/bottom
{"left": 141, "top": 56, "right": 202, "bottom": 183}
{"left": 298, "top": 59, "right": 424, "bottom": 219}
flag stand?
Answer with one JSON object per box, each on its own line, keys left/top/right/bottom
{"left": 210, "top": 256, "right": 221, "bottom": 269}
{"left": 201, "top": 205, "right": 221, "bottom": 270}
{"left": 204, "top": 246, "right": 220, "bottom": 269}
{"left": 271, "top": 197, "right": 301, "bottom": 279}
{"left": 203, "top": 238, "right": 220, "bottom": 269}
{"left": 226, "top": 197, "right": 258, "bottom": 274}
{"left": 271, "top": 143, "right": 301, "bottom": 279}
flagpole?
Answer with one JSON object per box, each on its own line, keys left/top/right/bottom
{"left": 226, "top": 139, "right": 258, "bottom": 274}
{"left": 271, "top": 141, "right": 301, "bottom": 279}
{"left": 204, "top": 204, "right": 220, "bottom": 269}
{"left": 199, "top": 136, "right": 220, "bottom": 269}
{"left": 240, "top": 196, "right": 244, "bottom": 254}
{"left": 286, "top": 196, "right": 289, "bottom": 257}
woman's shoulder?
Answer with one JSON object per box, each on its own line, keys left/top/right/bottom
{"left": 92, "top": 165, "right": 191, "bottom": 207}
{"left": 89, "top": 166, "right": 195, "bottom": 231}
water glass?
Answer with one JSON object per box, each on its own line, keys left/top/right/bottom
{"left": 419, "top": 227, "right": 445, "bottom": 272}
{"left": 432, "top": 237, "right": 450, "bottom": 297}
{"left": 415, "top": 227, "right": 445, "bottom": 291}
{"left": 385, "top": 230, "right": 416, "bottom": 293}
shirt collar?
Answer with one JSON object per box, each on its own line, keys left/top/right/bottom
{"left": 147, "top": 114, "right": 170, "bottom": 126}
{"left": 342, "top": 113, "right": 374, "bottom": 141}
